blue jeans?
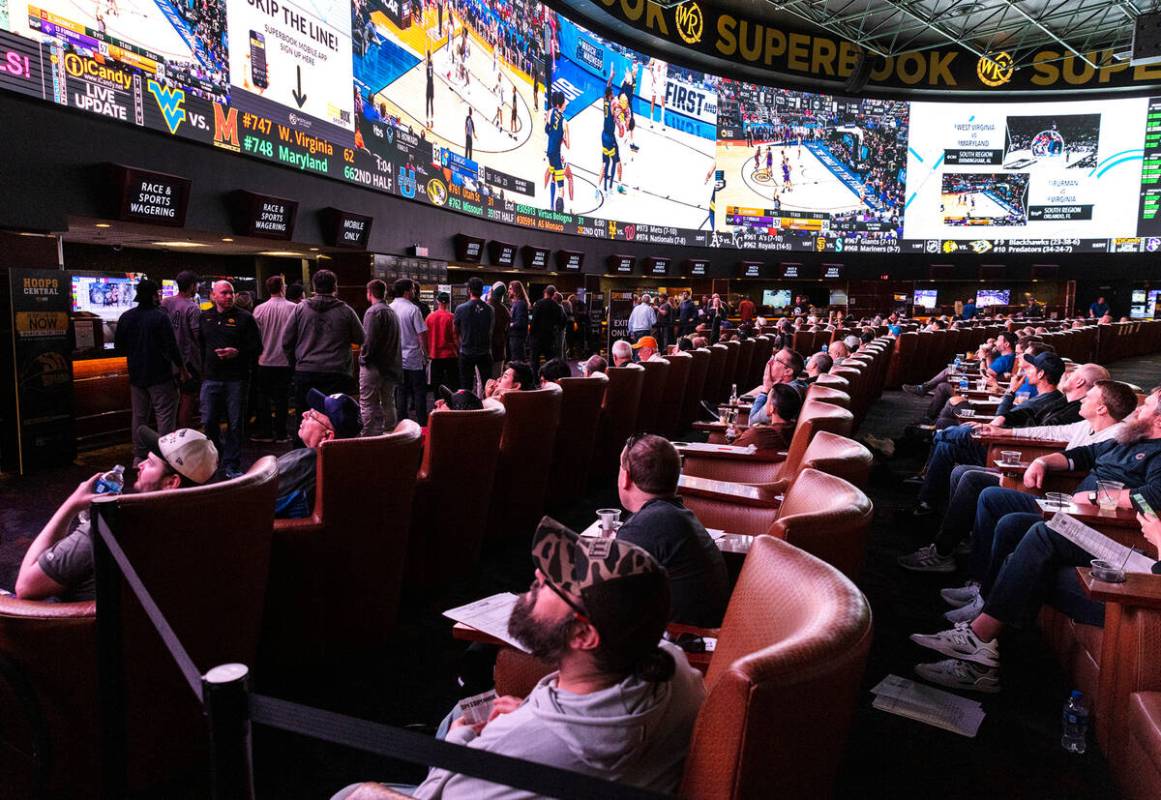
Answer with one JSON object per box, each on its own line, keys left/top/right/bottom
{"left": 982, "top": 522, "right": 1105, "bottom": 629}
{"left": 201, "top": 379, "right": 244, "bottom": 472}
{"left": 749, "top": 393, "right": 768, "bottom": 424}
{"left": 970, "top": 486, "right": 1042, "bottom": 586}
{"left": 933, "top": 467, "right": 999, "bottom": 556}
{"left": 918, "top": 424, "right": 986, "bottom": 507}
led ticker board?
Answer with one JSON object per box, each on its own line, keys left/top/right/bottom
{"left": 557, "top": 250, "right": 584, "bottom": 272}
{"left": 488, "top": 240, "right": 517, "bottom": 267}
{"left": 644, "top": 256, "right": 671, "bottom": 276}
{"left": 737, "top": 261, "right": 764, "bottom": 278}
{"left": 608, "top": 255, "right": 635, "bottom": 275}
{"left": 521, "top": 245, "right": 550, "bottom": 270}
{"left": 454, "top": 234, "right": 484, "bottom": 264}
{"left": 1, "top": 3, "right": 1159, "bottom": 255}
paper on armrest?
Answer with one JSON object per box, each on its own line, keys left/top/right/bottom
{"left": 443, "top": 593, "right": 530, "bottom": 653}
{"left": 706, "top": 528, "right": 727, "bottom": 540}
{"left": 677, "top": 442, "right": 757, "bottom": 454}
{"left": 1045, "top": 513, "right": 1157, "bottom": 574}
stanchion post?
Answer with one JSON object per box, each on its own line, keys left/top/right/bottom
{"left": 203, "top": 663, "right": 255, "bottom": 800}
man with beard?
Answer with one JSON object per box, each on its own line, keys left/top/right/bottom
{"left": 337, "top": 519, "right": 705, "bottom": 799}
{"left": 909, "top": 386, "right": 1161, "bottom": 693}
{"left": 13, "top": 427, "right": 218, "bottom": 601}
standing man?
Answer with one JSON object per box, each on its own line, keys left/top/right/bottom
{"left": 628, "top": 294, "right": 657, "bottom": 344}
{"left": 454, "top": 277, "right": 494, "bottom": 393}
{"left": 199, "top": 281, "right": 261, "bottom": 478}
{"left": 251, "top": 275, "right": 297, "bottom": 443}
{"left": 678, "top": 292, "right": 697, "bottom": 337}
{"left": 427, "top": 290, "right": 460, "bottom": 393}
{"left": 115, "top": 279, "right": 181, "bottom": 466}
{"left": 464, "top": 108, "right": 475, "bottom": 160}
{"left": 160, "top": 269, "right": 203, "bottom": 428}
{"left": 738, "top": 294, "right": 756, "bottom": 324}
{"left": 390, "top": 278, "right": 430, "bottom": 425}
{"left": 282, "top": 269, "right": 364, "bottom": 443}
{"left": 1089, "top": 296, "right": 1109, "bottom": 319}
{"left": 529, "top": 283, "right": 564, "bottom": 368}
{"left": 359, "top": 279, "right": 402, "bottom": 436}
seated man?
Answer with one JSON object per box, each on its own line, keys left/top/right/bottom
{"left": 580, "top": 354, "right": 607, "bottom": 377}
{"left": 737, "top": 383, "right": 801, "bottom": 451}
{"left": 274, "top": 390, "right": 362, "bottom": 519}
{"left": 899, "top": 379, "right": 1136, "bottom": 576}
{"left": 616, "top": 435, "right": 730, "bottom": 627}
{"left": 484, "top": 361, "right": 537, "bottom": 400}
{"left": 804, "top": 352, "right": 833, "bottom": 384}
{"left": 912, "top": 354, "right": 1088, "bottom": 515}
{"left": 337, "top": 519, "right": 705, "bottom": 798}
{"left": 538, "top": 358, "right": 572, "bottom": 384}
{"left": 911, "top": 512, "right": 1161, "bottom": 694}
{"left": 904, "top": 330, "right": 1017, "bottom": 413}
{"left": 632, "top": 335, "right": 665, "bottom": 363}
{"left": 827, "top": 340, "right": 850, "bottom": 365}
{"left": 15, "top": 427, "right": 218, "bottom": 601}
{"left": 610, "top": 339, "right": 634, "bottom": 367}
{"left": 748, "top": 347, "right": 806, "bottom": 424}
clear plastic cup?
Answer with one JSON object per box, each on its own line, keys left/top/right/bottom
{"left": 595, "top": 508, "right": 622, "bottom": 538}
{"left": 1000, "top": 450, "right": 1022, "bottom": 466}
{"left": 1096, "top": 480, "right": 1124, "bottom": 511}
{"left": 718, "top": 406, "right": 731, "bottom": 425}
{"left": 1044, "top": 492, "right": 1071, "bottom": 509}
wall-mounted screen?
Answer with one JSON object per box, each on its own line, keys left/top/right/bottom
{"left": 762, "top": 289, "right": 792, "bottom": 308}
{"left": 1132, "top": 289, "right": 1148, "bottom": 304}
{"left": 71, "top": 275, "right": 138, "bottom": 322}
{"left": 976, "top": 289, "right": 1011, "bottom": 307}
{"left": 914, "top": 288, "right": 938, "bottom": 309}
{"left": 1, "top": 0, "right": 1158, "bottom": 255}
{"left": 829, "top": 289, "right": 849, "bottom": 305}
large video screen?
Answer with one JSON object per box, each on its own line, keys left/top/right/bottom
{"left": 2, "top": 1, "right": 1159, "bottom": 254}
{"left": 71, "top": 274, "right": 138, "bottom": 322}
{"left": 976, "top": 289, "right": 1011, "bottom": 308}
{"left": 914, "top": 288, "right": 938, "bottom": 309}
{"left": 762, "top": 289, "right": 791, "bottom": 308}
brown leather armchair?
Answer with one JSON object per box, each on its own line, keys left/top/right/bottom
{"left": 805, "top": 384, "right": 851, "bottom": 409}
{"left": 679, "top": 349, "right": 712, "bottom": 431}
{"left": 719, "top": 340, "right": 740, "bottom": 400}
{"left": 634, "top": 358, "right": 670, "bottom": 435}
{"left": 749, "top": 336, "right": 774, "bottom": 388}
{"left": 265, "top": 422, "right": 422, "bottom": 659}
{"left": 408, "top": 402, "right": 506, "bottom": 583}
{"left": 591, "top": 364, "right": 644, "bottom": 481}
{"left": 767, "top": 468, "right": 875, "bottom": 582}
{"left": 814, "top": 373, "right": 850, "bottom": 393}
{"left": 546, "top": 375, "right": 607, "bottom": 506}
{"left": 0, "top": 458, "right": 278, "bottom": 799}
{"left": 486, "top": 385, "right": 563, "bottom": 541}
{"left": 703, "top": 344, "right": 729, "bottom": 405}
{"left": 656, "top": 351, "right": 692, "bottom": 437}
{"left": 735, "top": 338, "right": 755, "bottom": 390}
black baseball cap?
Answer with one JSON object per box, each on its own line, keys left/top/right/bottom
{"left": 1026, "top": 352, "right": 1066, "bottom": 384}
{"left": 306, "top": 389, "right": 362, "bottom": 438}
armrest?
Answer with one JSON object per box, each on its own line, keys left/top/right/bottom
{"left": 272, "top": 515, "right": 324, "bottom": 535}
{"left": 977, "top": 434, "right": 1070, "bottom": 448}
{"left": 343, "top": 784, "right": 415, "bottom": 800}
{"left": 1076, "top": 568, "right": 1161, "bottom": 609}
{"left": 667, "top": 622, "right": 721, "bottom": 639}
{"left": 677, "top": 446, "right": 786, "bottom": 462}
{"left": 0, "top": 595, "right": 96, "bottom": 619}
{"left": 678, "top": 474, "right": 781, "bottom": 507}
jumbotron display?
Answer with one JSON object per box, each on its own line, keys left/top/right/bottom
{"left": 0, "top": 0, "right": 1155, "bottom": 254}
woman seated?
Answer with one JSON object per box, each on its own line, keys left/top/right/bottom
{"left": 733, "top": 383, "right": 802, "bottom": 450}
{"left": 484, "top": 361, "right": 537, "bottom": 400}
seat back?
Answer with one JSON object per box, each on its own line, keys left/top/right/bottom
{"left": 656, "top": 352, "right": 691, "bottom": 437}
{"left": 735, "top": 338, "right": 756, "bottom": 390}
{"left": 782, "top": 399, "right": 855, "bottom": 478}
{"left": 410, "top": 403, "right": 506, "bottom": 581}
{"left": 813, "top": 373, "right": 849, "bottom": 392}
{"left": 805, "top": 384, "right": 851, "bottom": 409}
{"left": 703, "top": 344, "right": 729, "bottom": 404}
{"left": 772, "top": 468, "right": 874, "bottom": 581}
{"left": 108, "top": 459, "right": 278, "bottom": 791}
{"left": 267, "top": 422, "right": 422, "bottom": 657}
{"left": 800, "top": 431, "right": 874, "bottom": 494}
{"left": 592, "top": 364, "right": 645, "bottom": 478}
{"left": 635, "top": 359, "right": 671, "bottom": 434}
{"left": 487, "top": 386, "right": 563, "bottom": 539}
{"left": 719, "top": 341, "right": 740, "bottom": 400}
{"left": 886, "top": 331, "right": 918, "bottom": 387}
{"left": 682, "top": 536, "right": 872, "bottom": 800}
{"left": 750, "top": 336, "right": 774, "bottom": 388}
{"left": 547, "top": 374, "right": 608, "bottom": 505}
{"left": 680, "top": 349, "right": 712, "bottom": 430}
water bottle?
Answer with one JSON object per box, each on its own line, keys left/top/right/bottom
{"left": 94, "top": 465, "right": 126, "bottom": 495}
{"left": 729, "top": 384, "right": 738, "bottom": 405}
{"left": 954, "top": 355, "right": 962, "bottom": 370}
{"left": 1061, "top": 690, "right": 1089, "bottom": 754}
{"left": 959, "top": 375, "right": 969, "bottom": 394}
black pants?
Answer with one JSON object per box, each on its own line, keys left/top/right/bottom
{"left": 507, "top": 332, "right": 527, "bottom": 362}
{"left": 255, "top": 365, "right": 293, "bottom": 439}
{"left": 430, "top": 357, "right": 459, "bottom": 394}
{"left": 530, "top": 336, "right": 556, "bottom": 368}
{"left": 465, "top": 135, "right": 473, "bottom": 160}
{"left": 459, "top": 353, "right": 492, "bottom": 394}
{"left": 293, "top": 370, "right": 355, "bottom": 444}
{"left": 396, "top": 368, "right": 429, "bottom": 425}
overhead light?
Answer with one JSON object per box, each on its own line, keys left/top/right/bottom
{"left": 153, "top": 241, "right": 207, "bottom": 248}
{"left": 309, "top": 247, "right": 319, "bottom": 251}
{"left": 221, "top": 237, "right": 235, "bottom": 242}
{"left": 18, "top": 231, "right": 55, "bottom": 237}
{"left": 95, "top": 223, "right": 112, "bottom": 229}
{"left": 259, "top": 250, "right": 304, "bottom": 257}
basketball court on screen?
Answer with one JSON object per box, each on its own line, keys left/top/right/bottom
{"left": 18, "top": 0, "right": 208, "bottom": 65}
{"left": 940, "top": 191, "right": 1018, "bottom": 223}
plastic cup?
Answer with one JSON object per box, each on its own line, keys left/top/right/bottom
{"left": 1000, "top": 450, "right": 1022, "bottom": 466}
{"left": 1044, "top": 492, "right": 1071, "bottom": 509}
{"left": 595, "top": 508, "right": 621, "bottom": 538}
{"left": 1096, "top": 480, "right": 1124, "bottom": 511}
{"left": 718, "top": 406, "right": 731, "bottom": 425}
{"left": 1091, "top": 558, "right": 1126, "bottom": 583}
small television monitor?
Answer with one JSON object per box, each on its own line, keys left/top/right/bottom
{"left": 71, "top": 274, "right": 139, "bottom": 322}
{"left": 976, "top": 289, "right": 1010, "bottom": 308}
{"left": 914, "top": 288, "right": 938, "bottom": 310}
{"left": 1132, "top": 289, "right": 1147, "bottom": 304}
{"left": 829, "top": 289, "right": 849, "bottom": 306}
{"left": 1149, "top": 290, "right": 1161, "bottom": 317}
{"left": 1131, "top": 305, "right": 1150, "bottom": 319}
{"left": 762, "top": 289, "right": 792, "bottom": 308}
{"left": 161, "top": 279, "right": 178, "bottom": 299}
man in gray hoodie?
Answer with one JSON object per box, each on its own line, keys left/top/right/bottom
{"left": 336, "top": 518, "right": 705, "bottom": 799}
{"left": 282, "top": 269, "right": 365, "bottom": 444}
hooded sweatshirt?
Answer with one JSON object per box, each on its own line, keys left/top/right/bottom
{"left": 413, "top": 642, "right": 705, "bottom": 799}
{"left": 281, "top": 294, "right": 364, "bottom": 374}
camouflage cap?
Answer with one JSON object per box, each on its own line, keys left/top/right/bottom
{"left": 530, "top": 517, "right": 670, "bottom": 657}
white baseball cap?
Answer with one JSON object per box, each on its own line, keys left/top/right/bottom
{"left": 138, "top": 427, "right": 219, "bottom": 484}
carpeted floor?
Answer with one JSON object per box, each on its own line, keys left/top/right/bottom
{"left": 3, "top": 355, "right": 1156, "bottom": 797}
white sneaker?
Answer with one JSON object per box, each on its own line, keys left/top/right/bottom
{"left": 910, "top": 622, "right": 1000, "bottom": 668}
{"left": 915, "top": 658, "right": 1001, "bottom": 694}
{"left": 943, "top": 593, "right": 985, "bottom": 624}
{"left": 897, "top": 544, "right": 956, "bottom": 573}
{"left": 941, "top": 582, "right": 981, "bottom": 608}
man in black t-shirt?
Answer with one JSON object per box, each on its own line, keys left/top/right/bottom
{"left": 454, "top": 277, "right": 494, "bottom": 393}
{"left": 614, "top": 435, "right": 729, "bottom": 627}
{"left": 530, "top": 284, "right": 565, "bottom": 368}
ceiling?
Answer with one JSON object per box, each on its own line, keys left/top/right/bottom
{"left": 59, "top": 217, "right": 328, "bottom": 259}
{"left": 565, "top": 0, "right": 1159, "bottom": 74}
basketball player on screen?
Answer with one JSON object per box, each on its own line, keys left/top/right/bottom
{"left": 425, "top": 49, "right": 435, "bottom": 129}
{"left": 599, "top": 84, "right": 625, "bottom": 197}
{"left": 544, "top": 91, "right": 573, "bottom": 212}
{"left": 620, "top": 61, "right": 638, "bottom": 153}
{"left": 648, "top": 57, "right": 666, "bottom": 131}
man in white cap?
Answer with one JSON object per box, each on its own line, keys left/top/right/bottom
{"left": 13, "top": 427, "right": 219, "bottom": 601}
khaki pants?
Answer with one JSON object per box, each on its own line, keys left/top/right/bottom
{"left": 359, "top": 366, "right": 398, "bottom": 436}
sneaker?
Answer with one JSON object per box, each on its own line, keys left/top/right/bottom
{"left": 941, "top": 582, "right": 981, "bottom": 608}
{"left": 617, "top": 184, "right": 627, "bottom": 194}
{"left": 910, "top": 621, "right": 1000, "bottom": 668}
{"left": 944, "top": 593, "right": 985, "bottom": 624}
{"left": 915, "top": 658, "right": 1001, "bottom": 694}
{"left": 903, "top": 383, "right": 929, "bottom": 396}
{"left": 902, "top": 474, "right": 927, "bottom": 486}
{"left": 897, "top": 544, "right": 956, "bottom": 573}
{"left": 911, "top": 501, "right": 937, "bottom": 518}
